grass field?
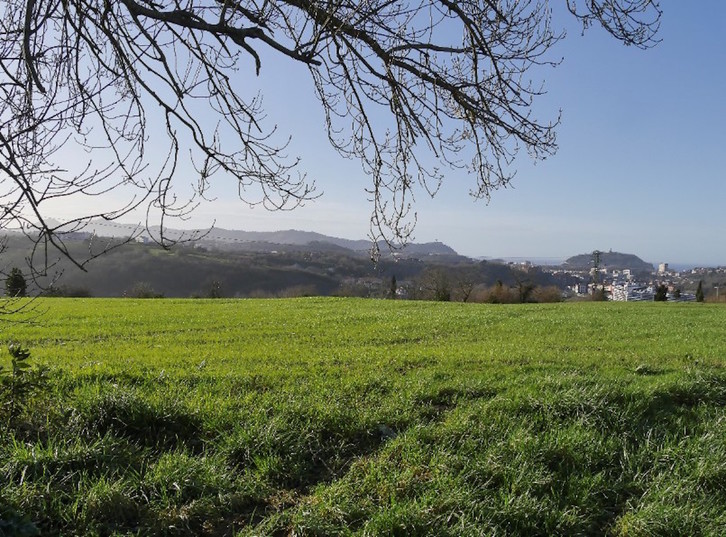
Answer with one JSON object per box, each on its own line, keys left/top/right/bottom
{"left": 2, "top": 298, "right": 726, "bottom": 536}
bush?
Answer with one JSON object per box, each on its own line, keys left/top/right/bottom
{"left": 532, "top": 286, "right": 564, "bottom": 303}
{"left": 414, "top": 269, "right": 451, "bottom": 302}
{"left": 245, "top": 289, "right": 275, "bottom": 299}
{"left": 476, "top": 283, "right": 563, "bottom": 304}
{"left": 333, "top": 281, "right": 371, "bottom": 298}
{"left": 42, "top": 285, "right": 92, "bottom": 297}
{"left": 278, "top": 285, "right": 318, "bottom": 298}
{"left": 482, "top": 282, "right": 519, "bottom": 304}
{"left": 126, "top": 282, "right": 164, "bottom": 298}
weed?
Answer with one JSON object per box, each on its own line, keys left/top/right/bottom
{"left": 0, "top": 344, "right": 47, "bottom": 428}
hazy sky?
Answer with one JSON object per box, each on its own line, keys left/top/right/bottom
{"left": 52, "top": 3, "right": 726, "bottom": 266}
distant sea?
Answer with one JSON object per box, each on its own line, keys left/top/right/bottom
{"left": 667, "top": 263, "right": 703, "bottom": 272}
{"left": 477, "top": 257, "right": 566, "bottom": 266}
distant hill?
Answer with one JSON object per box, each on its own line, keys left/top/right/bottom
{"left": 75, "top": 221, "right": 461, "bottom": 258}
{"left": 397, "top": 242, "right": 458, "bottom": 256}
{"left": 188, "top": 227, "right": 460, "bottom": 257}
{"left": 562, "top": 251, "right": 654, "bottom": 272}
{"left": 195, "top": 228, "right": 372, "bottom": 251}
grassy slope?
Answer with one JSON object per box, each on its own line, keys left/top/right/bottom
{"left": 1, "top": 298, "right": 726, "bottom": 536}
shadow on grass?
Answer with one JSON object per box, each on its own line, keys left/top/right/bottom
{"left": 79, "top": 388, "right": 208, "bottom": 453}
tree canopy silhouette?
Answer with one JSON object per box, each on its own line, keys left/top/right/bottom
{"left": 1, "top": 0, "right": 661, "bottom": 267}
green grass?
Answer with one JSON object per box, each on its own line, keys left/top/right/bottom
{"left": 1, "top": 298, "right": 726, "bottom": 535}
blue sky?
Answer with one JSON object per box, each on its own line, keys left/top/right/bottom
{"left": 52, "top": 3, "right": 726, "bottom": 266}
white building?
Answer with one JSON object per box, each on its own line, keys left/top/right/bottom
{"left": 610, "top": 282, "right": 654, "bottom": 301}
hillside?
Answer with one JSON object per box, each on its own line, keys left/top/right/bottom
{"left": 71, "top": 221, "right": 461, "bottom": 258}
{"left": 0, "top": 233, "right": 564, "bottom": 298}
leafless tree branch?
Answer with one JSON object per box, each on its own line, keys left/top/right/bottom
{"left": 0, "top": 0, "right": 660, "bottom": 268}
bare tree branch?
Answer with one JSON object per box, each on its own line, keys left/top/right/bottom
{"left": 0, "top": 0, "right": 661, "bottom": 269}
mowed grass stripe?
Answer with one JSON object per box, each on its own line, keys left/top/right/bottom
{"left": 1, "top": 298, "right": 726, "bottom": 535}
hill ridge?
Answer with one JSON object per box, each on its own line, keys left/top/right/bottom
{"left": 562, "top": 251, "right": 654, "bottom": 271}
{"left": 78, "top": 220, "right": 460, "bottom": 257}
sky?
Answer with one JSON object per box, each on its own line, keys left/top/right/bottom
{"left": 48, "top": 2, "right": 726, "bottom": 266}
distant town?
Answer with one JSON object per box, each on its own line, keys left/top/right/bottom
{"left": 543, "top": 259, "right": 726, "bottom": 302}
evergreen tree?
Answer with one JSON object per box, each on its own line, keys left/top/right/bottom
{"left": 5, "top": 267, "right": 27, "bottom": 297}
{"left": 696, "top": 280, "right": 704, "bottom": 302}
{"left": 654, "top": 284, "right": 668, "bottom": 302}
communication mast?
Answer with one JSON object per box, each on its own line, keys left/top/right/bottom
{"left": 592, "top": 250, "right": 602, "bottom": 285}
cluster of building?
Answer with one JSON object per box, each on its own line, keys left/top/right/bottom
{"left": 562, "top": 264, "right": 697, "bottom": 302}
{"left": 689, "top": 266, "right": 726, "bottom": 276}
{"left": 608, "top": 282, "right": 696, "bottom": 302}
